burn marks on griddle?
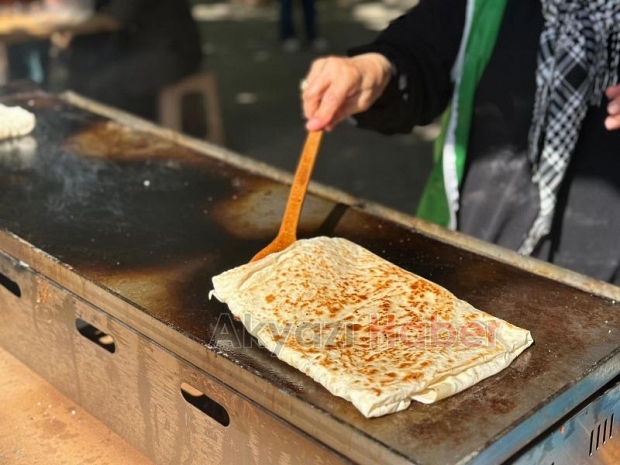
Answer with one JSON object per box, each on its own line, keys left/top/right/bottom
{"left": 210, "top": 177, "right": 335, "bottom": 240}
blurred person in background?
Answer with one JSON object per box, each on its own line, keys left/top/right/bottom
{"left": 301, "top": 0, "right": 620, "bottom": 285}
{"left": 4, "top": 0, "right": 52, "bottom": 84}
{"left": 67, "top": 0, "right": 202, "bottom": 120}
{"left": 7, "top": 41, "right": 48, "bottom": 84}
{"left": 278, "top": 0, "right": 326, "bottom": 52}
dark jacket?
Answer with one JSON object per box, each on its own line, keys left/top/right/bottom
{"left": 96, "top": 0, "right": 202, "bottom": 64}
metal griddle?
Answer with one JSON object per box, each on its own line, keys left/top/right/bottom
{"left": 1, "top": 84, "right": 620, "bottom": 464}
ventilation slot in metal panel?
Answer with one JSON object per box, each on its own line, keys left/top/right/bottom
{"left": 75, "top": 318, "right": 116, "bottom": 354}
{"left": 0, "top": 272, "right": 21, "bottom": 298}
{"left": 589, "top": 413, "right": 614, "bottom": 456}
{"left": 181, "top": 382, "right": 230, "bottom": 427}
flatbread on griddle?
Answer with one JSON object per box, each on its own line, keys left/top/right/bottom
{"left": 211, "top": 237, "right": 533, "bottom": 418}
{"left": 0, "top": 104, "right": 36, "bottom": 141}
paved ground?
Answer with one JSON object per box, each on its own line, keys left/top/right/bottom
{"left": 192, "top": 0, "right": 434, "bottom": 216}
{"left": 0, "top": 347, "right": 153, "bottom": 465}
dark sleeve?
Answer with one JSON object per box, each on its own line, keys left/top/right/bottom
{"left": 347, "top": 0, "right": 466, "bottom": 134}
{"left": 105, "top": 0, "right": 148, "bottom": 25}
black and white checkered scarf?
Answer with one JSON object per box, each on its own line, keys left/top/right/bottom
{"left": 519, "top": 0, "right": 620, "bottom": 255}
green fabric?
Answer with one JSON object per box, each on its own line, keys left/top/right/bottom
{"left": 416, "top": 109, "right": 452, "bottom": 226}
{"left": 416, "top": 0, "right": 509, "bottom": 227}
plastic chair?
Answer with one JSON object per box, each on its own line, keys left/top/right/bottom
{"left": 158, "top": 71, "right": 225, "bottom": 146}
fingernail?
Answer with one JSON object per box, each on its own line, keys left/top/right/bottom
{"left": 608, "top": 102, "right": 620, "bottom": 114}
{"left": 306, "top": 118, "right": 322, "bottom": 131}
{"left": 607, "top": 85, "right": 620, "bottom": 97}
{"left": 605, "top": 116, "right": 620, "bottom": 130}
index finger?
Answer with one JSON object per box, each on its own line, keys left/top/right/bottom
{"left": 311, "top": 78, "right": 356, "bottom": 128}
{"left": 302, "top": 59, "right": 334, "bottom": 120}
{"left": 303, "top": 57, "right": 328, "bottom": 90}
{"left": 303, "top": 75, "right": 331, "bottom": 121}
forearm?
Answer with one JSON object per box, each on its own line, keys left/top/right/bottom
{"left": 348, "top": 0, "right": 466, "bottom": 134}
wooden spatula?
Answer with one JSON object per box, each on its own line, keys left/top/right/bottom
{"left": 251, "top": 130, "right": 323, "bottom": 262}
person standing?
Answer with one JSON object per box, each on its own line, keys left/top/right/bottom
{"left": 67, "top": 0, "right": 202, "bottom": 120}
{"left": 5, "top": 0, "right": 52, "bottom": 84}
{"left": 279, "top": 0, "right": 326, "bottom": 52}
{"left": 301, "top": 0, "right": 620, "bottom": 285}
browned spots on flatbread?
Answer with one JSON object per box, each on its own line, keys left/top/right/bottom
{"left": 402, "top": 373, "right": 423, "bottom": 383}
{"left": 362, "top": 367, "right": 379, "bottom": 376}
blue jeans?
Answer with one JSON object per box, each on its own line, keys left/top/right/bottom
{"left": 7, "top": 41, "right": 49, "bottom": 84}
{"left": 279, "top": 0, "right": 316, "bottom": 41}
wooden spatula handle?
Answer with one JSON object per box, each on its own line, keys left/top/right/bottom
{"left": 250, "top": 130, "right": 323, "bottom": 262}
{"left": 277, "top": 130, "right": 323, "bottom": 242}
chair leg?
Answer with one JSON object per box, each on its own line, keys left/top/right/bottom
{"left": 201, "top": 73, "right": 225, "bottom": 146}
{"left": 158, "top": 72, "right": 225, "bottom": 146}
{"left": 0, "top": 43, "right": 9, "bottom": 86}
{"left": 158, "top": 86, "right": 183, "bottom": 131}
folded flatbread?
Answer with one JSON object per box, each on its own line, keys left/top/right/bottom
{"left": 0, "top": 104, "right": 36, "bottom": 141}
{"left": 211, "top": 237, "right": 533, "bottom": 418}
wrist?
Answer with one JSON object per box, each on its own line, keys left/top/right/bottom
{"left": 351, "top": 53, "right": 393, "bottom": 95}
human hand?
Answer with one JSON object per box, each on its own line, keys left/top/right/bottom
{"left": 605, "top": 84, "right": 620, "bottom": 130}
{"left": 302, "top": 53, "right": 393, "bottom": 132}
